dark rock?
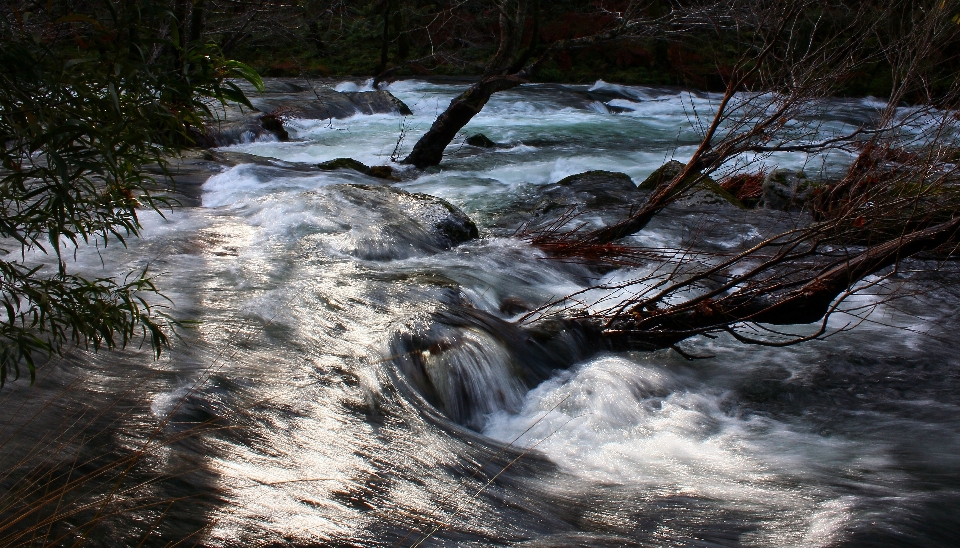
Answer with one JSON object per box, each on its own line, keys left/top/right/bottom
{"left": 547, "top": 170, "right": 637, "bottom": 209}
{"left": 318, "top": 157, "right": 372, "bottom": 173}
{"left": 638, "top": 160, "right": 739, "bottom": 206}
{"left": 344, "top": 90, "right": 413, "bottom": 116}
{"left": 556, "top": 170, "right": 636, "bottom": 190}
{"left": 489, "top": 170, "right": 639, "bottom": 232}
{"left": 200, "top": 112, "right": 289, "bottom": 147}
{"left": 367, "top": 165, "right": 397, "bottom": 180}
{"left": 638, "top": 160, "right": 688, "bottom": 190}
{"left": 604, "top": 103, "right": 633, "bottom": 114}
{"left": 465, "top": 133, "right": 497, "bottom": 148}
{"left": 762, "top": 169, "right": 819, "bottom": 211}
{"left": 499, "top": 297, "right": 532, "bottom": 315}
{"left": 271, "top": 89, "right": 412, "bottom": 121}
{"left": 409, "top": 190, "right": 480, "bottom": 244}
{"left": 318, "top": 158, "right": 399, "bottom": 180}
{"left": 258, "top": 113, "right": 289, "bottom": 141}
{"left": 338, "top": 184, "right": 478, "bottom": 252}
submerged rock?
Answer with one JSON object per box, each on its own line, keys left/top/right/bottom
{"left": 466, "top": 133, "right": 497, "bottom": 148}
{"left": 388, "top": 307, "right": 595, "bottom": 428}
{"left": 762, "top": 169, "right": 819, "bottom": 211}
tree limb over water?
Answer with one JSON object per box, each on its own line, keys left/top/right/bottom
{"left": 437, "top": 0, "right": 960, "bottom": 355}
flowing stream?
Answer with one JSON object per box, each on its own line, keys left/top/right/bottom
{"left": 2, "top": 79, "right": 959, "bottom": 547}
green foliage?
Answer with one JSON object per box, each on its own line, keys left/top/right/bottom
{"left": 0, "top": 1, "right": 260, "bottom": 384}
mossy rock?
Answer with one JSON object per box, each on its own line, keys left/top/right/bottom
{"left": 637, "top": 160, "right": 744, "bottom": 207}
{"left": 638, "top": 160, "right": 715, "bottom": 190}
{"left": 318, "top": 157, "right": 372, "bottom": 174}
{"left": 762, "top": 169, "right": 821, "bottom": 211}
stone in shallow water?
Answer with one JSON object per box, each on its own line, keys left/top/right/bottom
{"left": 202, "top": 89, "right": 412, "bottom": 147}
{"left": 466, "top": 133, "right": 497, "bottom": 148}
{"left": 344, "top": 90, "right": 413, "bottom": 116}
{"left": 334, "top": 184, "right": 478, "bottom": 259}
{"left": 317, "top": 158, "right": 398, "bottom": 180}
{"left": 488, "top": 170, "right": 639, "bottom": 232}
{"left": 272, "top": 89, "right": 412, "bottom": 120}
{"left": 637, "top": 159, "right": 718, "bottom": 191}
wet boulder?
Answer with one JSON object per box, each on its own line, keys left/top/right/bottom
{"left": 490, "top": 170, "right": 638, "bottom": 232}
{"left": 331, "top": 184, "right": 478, "bottom": 260}
{"left": 639, "top": 160, "right": 744, "bottom": 207}
{"left": 318, "top": 158, "right": 399, "bottom": 180}
{"left": 271, "top": 89, "right": 412, "bottom": 120}
{"left": 344, "top": 90, "right": 413, "bottom": 116}
{"left": 762, "top": 169, "right": 819, "bottom": 211}
{"left": 637, "top": 160, "right": 716, "bottom": 190}
{"left": 466, "top": 133, "right": 497, "bottom": 148}
{"left": 544, "top": 170, "right": 638, "bottom": 210}
{"left": 199, "top": 113, "right": 289, "bottom": 147}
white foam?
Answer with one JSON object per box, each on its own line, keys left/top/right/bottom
{"left": 484, "top": 355, "right": 862, "bottom": 544}
{"left": 334, "top": 81, "right": 360, "bottom": 93}
{"left": 588, "top": 79, "right": 651, "bottom": 101}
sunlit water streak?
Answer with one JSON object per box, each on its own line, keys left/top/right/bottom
{"left": 1, "top": 79, "right": 958, "bottom": 547}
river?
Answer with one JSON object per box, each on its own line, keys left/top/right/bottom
{"left": 1, "top": 79, "right": 958, "bottom": 547}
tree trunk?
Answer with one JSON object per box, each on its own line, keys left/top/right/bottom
{"left": 400, "top": 75, "right": 525, "bottom": 168}
{"left": 376, "top": 0, "right": 392, "bottom": 76}
{"left": 189, "top": 0, "right": 206, "bottom": 45}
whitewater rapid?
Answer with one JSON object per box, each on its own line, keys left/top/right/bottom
{"left": 1, "top": 78, "right": 957, "bottom": 547}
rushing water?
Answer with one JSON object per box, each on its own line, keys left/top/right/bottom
{"left": 2, "top": 79, "right": 959, "bottom": 547}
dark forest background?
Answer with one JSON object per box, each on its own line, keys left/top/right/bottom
{"left": 211, "top": 0, "right": 960, "bottom": 98}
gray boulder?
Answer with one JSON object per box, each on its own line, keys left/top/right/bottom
{"left": 762, "top": 169, "right": 819, "bottom": 211}
{"left": 204, "top": 89, "right": 412, "bottom": 146}
{"left": 271, "top": 89, "right": 412, "bottom": 120}
{"left": 345, "top": 90, "right": 413, "bottom": 116}
{"left": 544, "top": 170, "right": 638, "bottom": 210}
{"left": 336, "top": 185, "right": 478, "bottom": 259}
{"left": 490, "top": 170, "right": 638, "bottom": 232}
